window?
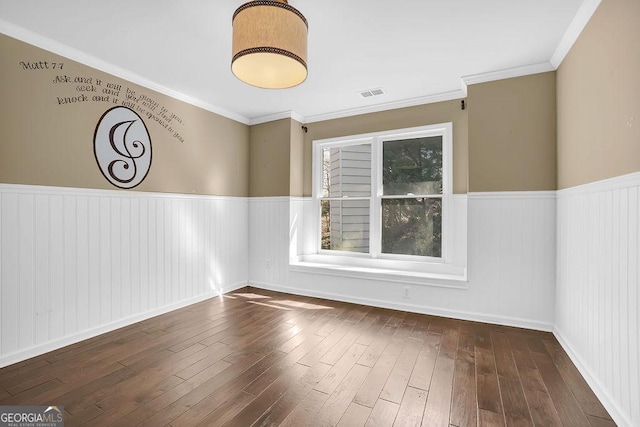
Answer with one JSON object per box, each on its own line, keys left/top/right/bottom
{"left": 381, "top": 135, "right": 443, "bottom": 257}
{"left": 313, "top": 123, "right": 453, "bottom": 265}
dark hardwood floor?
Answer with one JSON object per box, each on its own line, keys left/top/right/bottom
{"left": 0, "top": 287, "right": 615, "bottom": 426}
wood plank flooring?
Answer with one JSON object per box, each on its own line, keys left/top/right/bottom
{"left": 0, "top": 287, "right": 614, "bottom": 426}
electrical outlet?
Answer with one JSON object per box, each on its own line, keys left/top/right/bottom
{"left": 403, "top": 286, "right": 410, "bottom": 299}
{"left": 266, "top": 259, "right": 271, "bottom": 269}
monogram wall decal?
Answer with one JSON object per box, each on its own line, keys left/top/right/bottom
{"left": 94, "top": 106, "right": 152, "bottom": 189}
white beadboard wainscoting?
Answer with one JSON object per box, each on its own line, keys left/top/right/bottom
{"left": 0, "top": 184, "right": 248, "bottom": 367}
{"left": 556, "top": 172, "right": 640, "bottom": 427}
{"left": 249, "top": 192, "right": 557, "bottom": 331}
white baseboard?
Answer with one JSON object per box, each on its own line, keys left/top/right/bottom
{"left": 554, "top": 327, "right": 632, "bottom": 427}
{"left": 249, "top": 281, "right": 554, "bottom": 332}
{"left": 0, "top": 281, "right": 247, "bottom": 369}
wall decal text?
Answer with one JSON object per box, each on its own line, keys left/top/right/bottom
{"left": 20, "top": 59, "right": 185, "bottom": 143}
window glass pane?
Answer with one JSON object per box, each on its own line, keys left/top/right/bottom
{"left": 321, "top": 199, "right": 370, "bottom": 253}
{"left": 322, "top": 144, "right": 371, "bottom": 198}
{"left": 381, "top": 197, "right": 441, "bottom": 257}
{"left": 383, "top": 136, "right": 442, "bottom": 195}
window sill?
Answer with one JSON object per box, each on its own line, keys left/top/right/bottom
{"left": 290, "top": 255, "right": 468, "bottom": 289}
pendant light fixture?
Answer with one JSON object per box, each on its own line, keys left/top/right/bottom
{"left": 231, "top": 0, "right": 308, "bottom": 89}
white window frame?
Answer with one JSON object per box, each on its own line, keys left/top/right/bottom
{"left": 310, "top": 123, "right": 454, "bottom": 272}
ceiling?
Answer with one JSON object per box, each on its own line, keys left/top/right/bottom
{"left": 0, "top": 0, "right": 595, "bottom": 124}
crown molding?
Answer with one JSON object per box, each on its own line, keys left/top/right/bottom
{"left": 250, "top": 58, "right": 556, "bottom": 125}
{"left": 550, "top": 0, "right": 602, "bottom": 68}
{"left": 301, "top": 59, "right": 556, "bottom": 125}
{"left": 289, "top": 110, "right": 306, "bottom": 124}
{"left": 3, "top": 20, "right": 466, "bottom": 128}
{"left": 0, "top": 19, "right": 251, "bottom": 125}
{"left": 249, "top": 110, "right": 305, "bottom": 125}
{"left": 251, "top": 90, "right": 467, "bottom": 126}
{"left": 461, "top": 62, "right": 555, "bottom": 87}
{"left": 303, "top": 90, "right": 466, "bottom": 124}
{"left": 2, "top": 0, "right": 601, "bottom": 129}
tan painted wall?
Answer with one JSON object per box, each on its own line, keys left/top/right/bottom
{"left": 0, "top": 34, "right": 249, "bottom": 196}
{"left": 557, "top": 0, "right": 640, "bottom": 189}
{"left": 302, "top": 100, "right": 469, "bottom": 196}
{"left": 249, "top": 119, "right": 291, "bottom": 197}
{"left": 467, "top": 72, "right": 557, "bottom": 192}
{"left": 248, "top": 118, "right": 306, "bottom": 197}
{"left": 290, "top": 119, "right": 305, "bottom": 197}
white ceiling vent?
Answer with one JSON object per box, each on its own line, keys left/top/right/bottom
{"left": 359, "top": 88, "right": 385, "bottom": 98}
